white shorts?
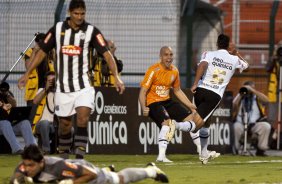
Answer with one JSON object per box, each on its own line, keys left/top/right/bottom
{"left": 54, "top": 87, "right": 95, "bottom": 117}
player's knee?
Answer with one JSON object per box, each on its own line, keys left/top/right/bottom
{"left": 193, "top": 115, "right": 204, "bottom": 130}
{"left": 59, "top": 123, "right": 72, "bottom": 135}
{"left": 76, "top": 116, "right": 90, "bottom": 126}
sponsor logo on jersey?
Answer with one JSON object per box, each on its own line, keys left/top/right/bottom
{"left": 80, "top": 32, "right": 86, "bottom": 40}
{"left": 44, "top": 33, "right": 52, "bottom": 44}
{"left": 61, "top": 45, "right": 82, "bottom": 56}
{"left": 212, "top": 57, "right": 233, "bottom": 70}
{"left": 62, "top": 170, "right": 75, "bottom": 177}
{"left": 155, "top": 85, "right": 169, "bottom": 98}
{"left": 202, "top": 82, "right": 219, "bottom": 89}
{"left": 96, "top": 34, "right": 106, "bottom": 47}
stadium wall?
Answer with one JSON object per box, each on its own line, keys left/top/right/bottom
{"left": 87, "top": 87, "right": 233, "bottom": 155}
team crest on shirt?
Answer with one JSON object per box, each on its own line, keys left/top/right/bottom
{"left": 96, "top": 34, "right": 106, "bottom": 46}
{"left": 80, "top": 32, "right": 86, "bottom": 40}
{"left": 61, "top": 45, "right": 82, "bottom": 56}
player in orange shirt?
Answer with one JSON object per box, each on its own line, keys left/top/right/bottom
{"left": 139, "top": 46, "right": 199, "bottom": 162}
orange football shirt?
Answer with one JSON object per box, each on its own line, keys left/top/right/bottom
{"left": 140, "top": 61, "right": 180, "bottom": 106}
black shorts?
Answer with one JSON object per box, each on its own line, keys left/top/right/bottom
{"left": 193, "top": 87, "right": 221, "bottom": 122}
{"left": 148, "top": 99, "right": 190, "bottom": 128}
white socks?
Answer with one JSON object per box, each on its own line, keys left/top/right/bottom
{"left": 157, "top": 125, "right": 169, "bottom": 159}
{"left": 199, "top": 127, "right": 209, "bottom": 157}
{"left": 175, "top": 120, "right": 196, "bottom": 132}
{"left": 190, "top": 131, "right": 201, "bottom": 155}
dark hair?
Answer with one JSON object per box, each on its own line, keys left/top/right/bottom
{"left": 69, "top": 0, "right": 86, "bottom": 11}
{"left": 217, "top": 34, "right": 230, "bottom": 50}
{"left": 0, "top": 82, "right": 10, "bottom": 92}
{"left": 21, "top": 145, "right": 44, "bottom": 163}
{"left": 35, "top": 33, "right": 46, "bottom": 43}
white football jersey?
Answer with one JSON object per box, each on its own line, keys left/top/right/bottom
{"left": 197, "top": 49, "right": 248, "bottom": 97}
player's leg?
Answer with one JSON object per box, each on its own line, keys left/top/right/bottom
{"left": 117, "top": 162, "right": 169, "bottom": 183}
{"left": 75, "top": 106, "right": 91, "bottom": 159}
{"left": 148, "top": 102, "right": 172, "bottom": 162}
{"left": 166, "top": 101, "right": 197, "bottom": 132}
{"left": 189, "top": 130, "right": 201, "bottom": 155}
{"left": 57, "top": 116, "right": 73, "bottom": 158}
{"left": 194, "top": 88, "right": 221, "bottom": 164}
{"left": 199, "top": 127, "right": 210, "bottom": 164}
{"left": 54, "top": 91, "right": 77, "bottom": 158}
{"left": 74, "top": 87, "right": 95, "bottom": 159}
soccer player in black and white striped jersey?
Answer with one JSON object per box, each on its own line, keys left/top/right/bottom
{"left": 18, "top": 0, "right": 125, "bottom": 159}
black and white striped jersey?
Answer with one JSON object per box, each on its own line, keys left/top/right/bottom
{"left": 39, "top": 17, "right": 108, "bottom": 93}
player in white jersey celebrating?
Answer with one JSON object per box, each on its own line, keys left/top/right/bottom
{"left": 190, "top": 34, "right": 249, "bottom": 164}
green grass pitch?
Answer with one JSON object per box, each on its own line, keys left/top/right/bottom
{"left": 1, "top": 154, "right": 282, "bottom": 184}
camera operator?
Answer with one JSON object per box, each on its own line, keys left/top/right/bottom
{"left": 0, "top": 82, "right": 36, "bottom": 154}
{"left": 266, "top": 40, "right": 282, "bottom": 141}
{"left": 92, "top": 40, "right": 123, "bottom": 87}
{"left": 32, "top": 71, "right": 56, "bottom": 154}
{"left": 232, "top": 81, "right": 271, "bottom": 156}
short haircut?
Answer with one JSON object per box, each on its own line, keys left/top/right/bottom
{"left": 21, "top": 145, "right": 44, "bottom": 163}
{"left": 217, "top": 34, "right": 230, "bottom": 50}
{"left": 69, "top": 0, "right": 86, "bottom": 11}
{"left": 160, "top": 46, "right": 171, "bottom": 56}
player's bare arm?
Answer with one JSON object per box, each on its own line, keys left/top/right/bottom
{"left": 173, "top": 87, "right": 196, "bottom": 113}
{"left": 71, "top": 167, "right": 97, "bottom": 183}
{"left": 229, "top": 42, "right": 249, "bottom": 67}
{"left": 191, "top": 61, "right": 208, "bottom": 93}
{"left": 103, "top": 51, "right": 125, "bottom": 94}
{"left": 139, "top": 87, "right": 149, "bottom": 116}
